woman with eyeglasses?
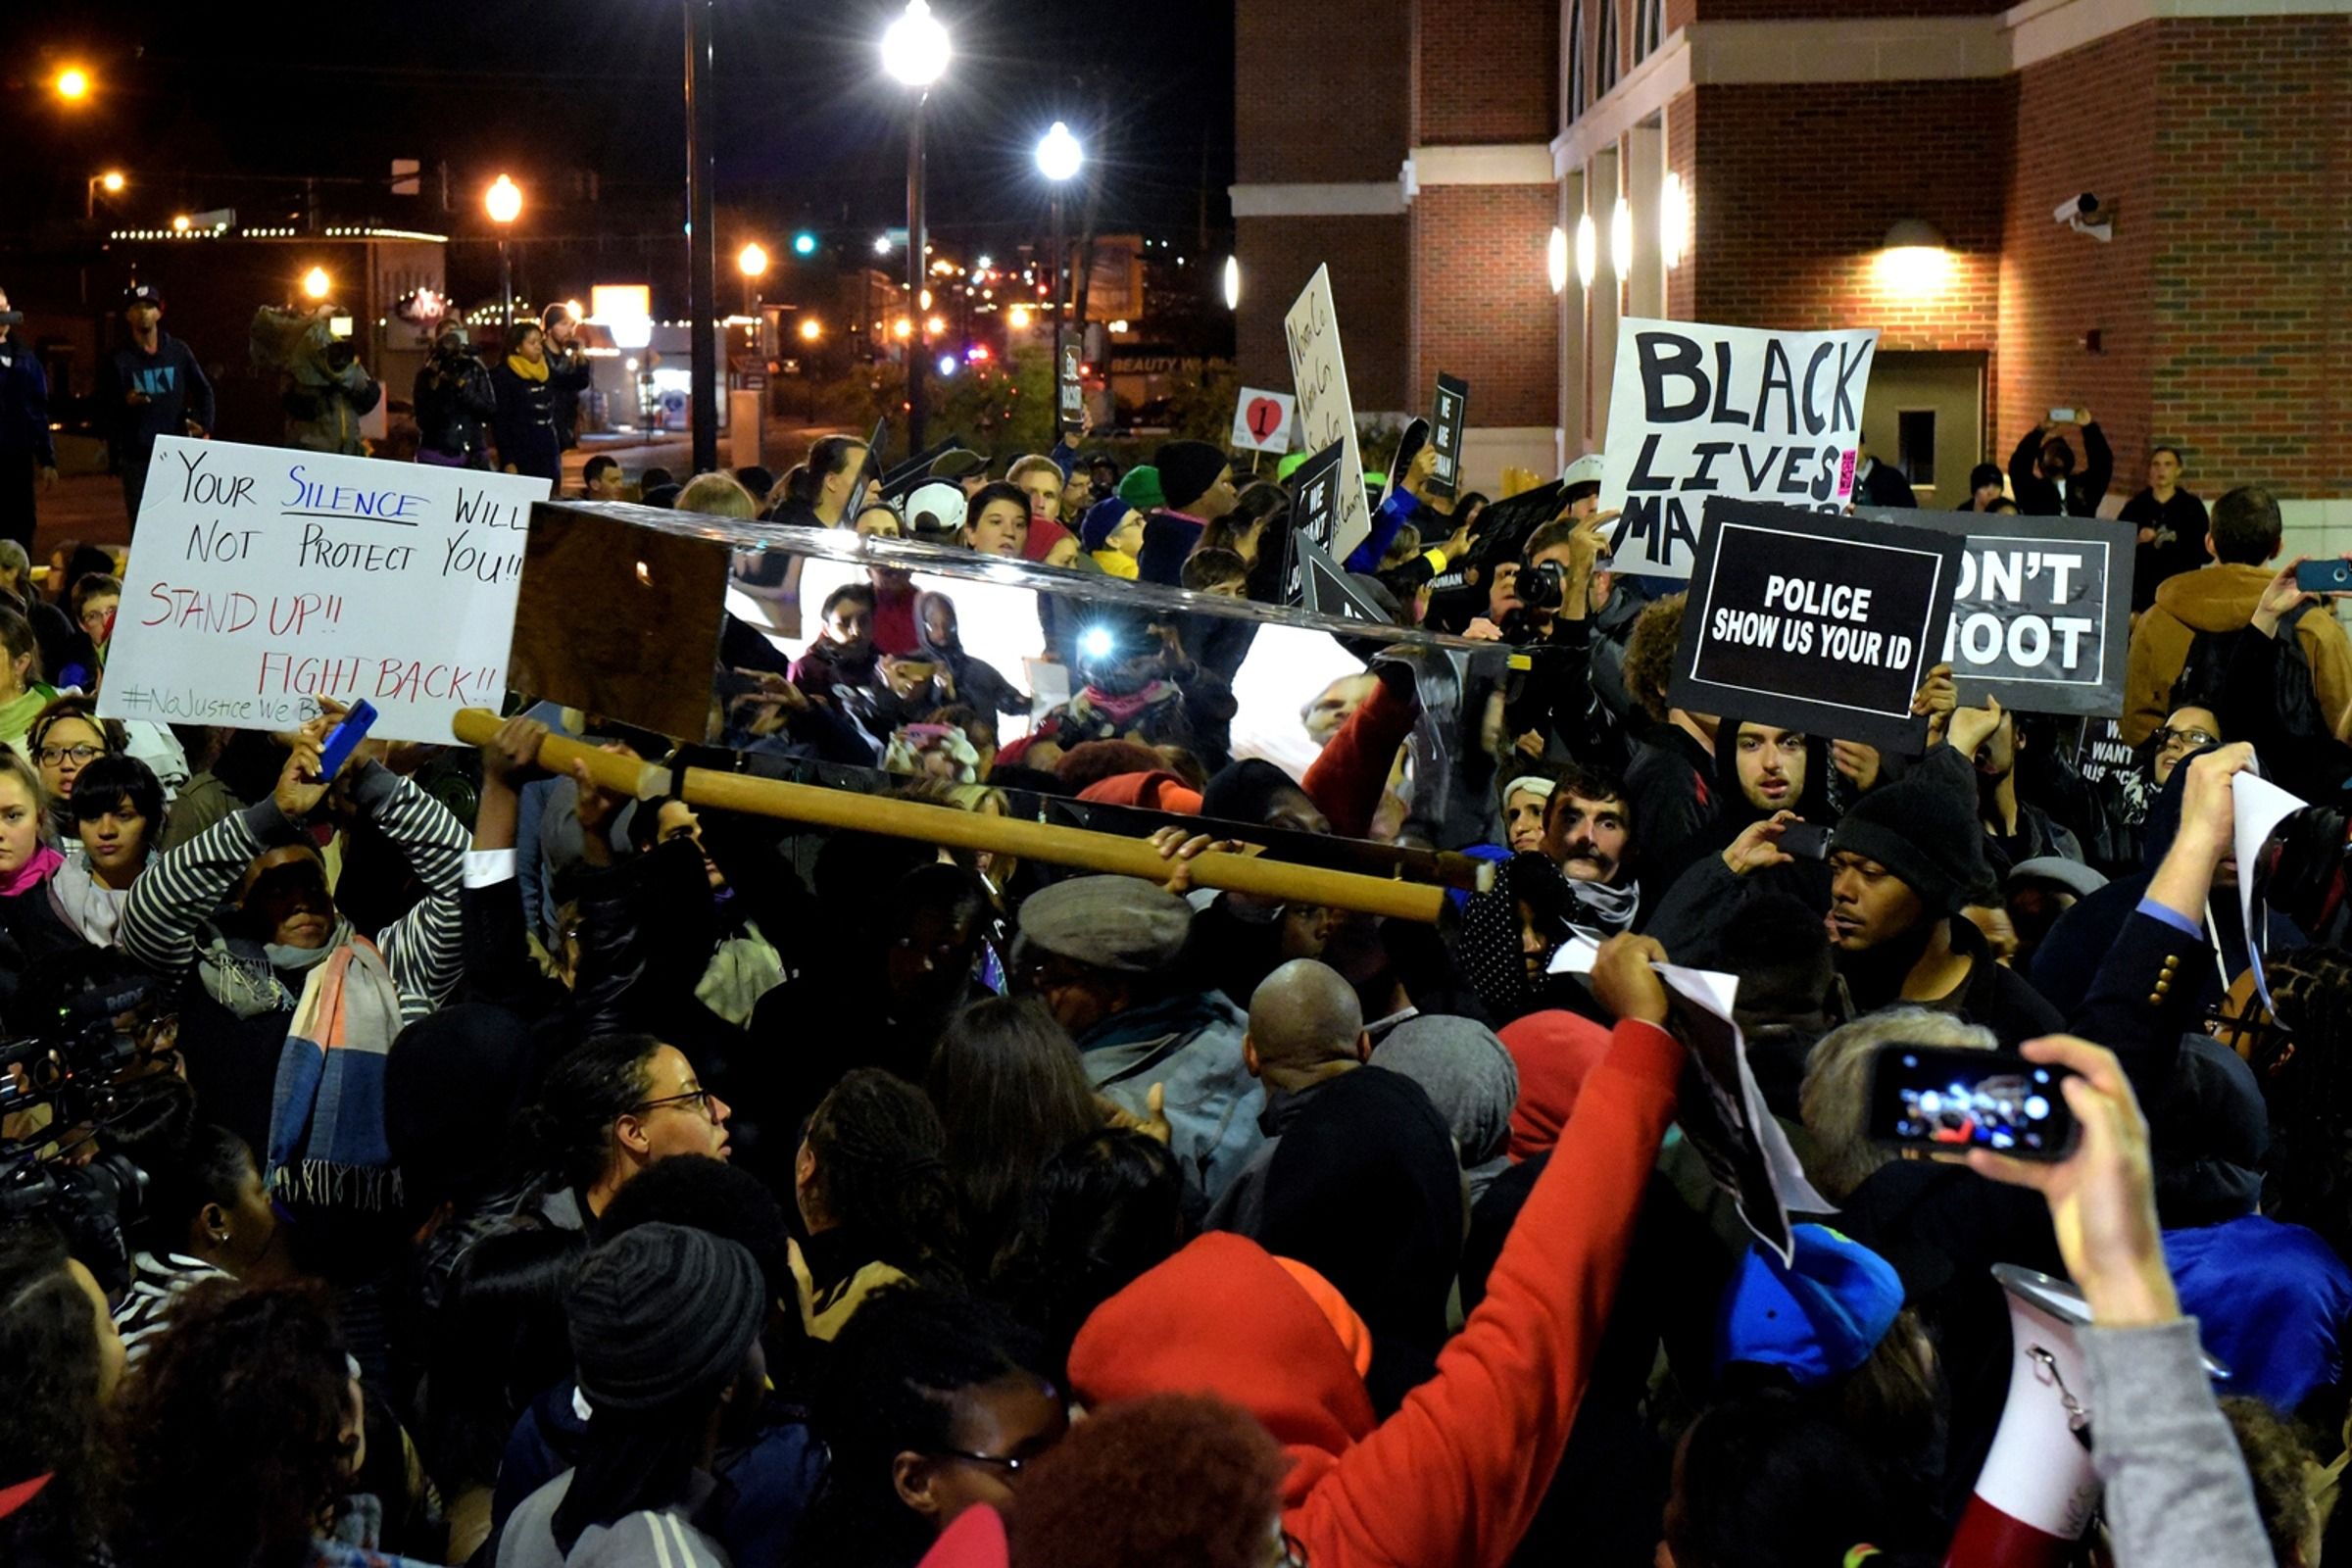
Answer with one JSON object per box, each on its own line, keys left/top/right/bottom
{"left": 800, "top": 1285, "right": 1067, "bottom": 1568}
{"left": 509, "top": 1033, "right": 734, "bottom": 1235}
{"left": 0, "top": 750, "right": 165, "bottom": 1003}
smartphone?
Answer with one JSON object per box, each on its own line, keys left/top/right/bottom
{"left": 2048, "top": 407, "right": 2077, "bottom": 424}
{"left": 2295, "top": 559, "right": 2352, "bottom": 594}
{"left": 1777, "top": 821, "right": 1831, "bottom": 860}
{"left": 316, "top": 700, "right": 379, "bottom": 782}
{"left": 1867, "top": 1046, "right": 2079, "bottom": 1160}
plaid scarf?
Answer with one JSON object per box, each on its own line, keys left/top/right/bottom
{"left": 267, "top": 938, "right": 406, "bottom": 1212}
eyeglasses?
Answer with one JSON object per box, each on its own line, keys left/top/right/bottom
{"left": 2155, "top": 726, "right": 2221, "bottom": 753}
{"left": 631, "top": 1087, "right": 718, "bottom": 1122}
{"left": 935, "top": 1447, "right": 1032, "bottom": 1479}
{"left": 35, "top": 745, "right": 102, "bottom": 767}
{"left": 1275, "top": 1530, "right": 1309, "bottom": 1567}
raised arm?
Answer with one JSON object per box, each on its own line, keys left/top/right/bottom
{"left": 122, "top": 739, "right": 318, "bottom": 975}
{"left": 346, "top": 757, "right": 470, "bottom": 1018}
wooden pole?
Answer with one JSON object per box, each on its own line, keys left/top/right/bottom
{"left": 453, "top": 709, "right": 1450, "bottom": 923}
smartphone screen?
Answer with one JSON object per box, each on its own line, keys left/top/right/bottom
{"left": 1778, "top": 821, "right": 1831, "bottom": 860}
{"left": 2048, "top": 408, "right": 2076, "bottom": 424}
{"left": 1867, "top": 1047, "right": 2079, "bottom": 1160}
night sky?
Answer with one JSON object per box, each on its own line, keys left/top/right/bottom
{"left": 2, "top": 0, "right": 1235, "bottom": 266}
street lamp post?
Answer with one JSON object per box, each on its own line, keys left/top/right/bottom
{"left": 485, "top": 174, "right": 522, "bottom": 333}
{"left": 882, "top": 0, "right": 950, "bottom": 450}
{"left": 84, "top": 170, "right": 124, "bottom": 220}
{"left": 738, "top": 241, "right": 768, "bottom": 323}
{"left": 684, "top": 0, "right": 720, "bottom": 477}
{"left": 1034, "top": 121, "right": 1083, "bottom": 438}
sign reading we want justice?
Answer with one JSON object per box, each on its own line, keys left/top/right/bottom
{"left": 101, "top": 436, "right": 551, "bottom": 745}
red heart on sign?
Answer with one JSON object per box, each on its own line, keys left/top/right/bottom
{"left": 1247, "top": 397, "right": 1283, "bottom": 442}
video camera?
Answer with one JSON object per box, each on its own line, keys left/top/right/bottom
{"left": 0, "top": 959, "right": 175, "bottom": 1289}
{"left": 0, "top": 311, "right": 24, "bottom": 327}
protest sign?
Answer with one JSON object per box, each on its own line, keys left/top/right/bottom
{"left": 1670, "top": 498, "right": 1960, "bottom": 753}
{"left": 1600, "top": 318, "right": 1880, "bottom": 578}
{"left": 1230, "top": 386, "right": 1296, "bottom": 454}
{"left": 1282, "top": 441, "right": 1347, "bottom": 605}
{"left": 1552, "top": 938, "right": 1828, "bottom": 1264}
{"left": 102, "top": 435, "right": 551, "bottom": 744}
{"left": 1282, "top": 265, "right": 1372, "bottom": 561}
{"left": 1430, "top": 373, "right": 1469, "bottom": 499}
{"left": 1863, "top": 509, "right": 2133, "bottom": 717}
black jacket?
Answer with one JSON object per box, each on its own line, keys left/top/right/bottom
{"left": 490, "top": 361, "right": 563, "bottom": 483}
{"left": 544, "top": 341, "right": 594, "bottom": 448}
{"left": 413, "top": 353, "right": 497, "bottom": 466}
{"left": 96, "top": 332, "right": 215, "bottom": 468}
{"left": 1854, "top": 458, "right": 1916, "bottom": 509}
{"left": 2009, "top": 421, "right": 2113, "bottom": 517}
{"left": 2120, "top": 487, "right": 2212, "bottom": 612}
{"left": 0, "top": 335, "right": 56, "bottom": 466}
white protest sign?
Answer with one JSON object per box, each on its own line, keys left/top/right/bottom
{"left": 2235, "top": 770, "right": 2305, "bottom": 1008}
{"left": 1282, "top": 266, "right": 1372, "bottom": 561}
{"left": 1600, "top": 318, "right": 1880, "bottom": 578}
{"left": 1230, "top": 386, "right": 1296, "bottom": 454}
{"left": 101, "top": 436, "right": 551, "bottom": 744}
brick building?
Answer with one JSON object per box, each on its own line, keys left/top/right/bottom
{"left": 1233, "top": 0, "right": 2351, "bottom": 539}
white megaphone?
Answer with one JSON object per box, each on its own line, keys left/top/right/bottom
{"left": 1945, "top": 1265, "right": 2228, "bottom": 1568}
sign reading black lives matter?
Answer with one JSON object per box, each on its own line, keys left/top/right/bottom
{"left": 1600, "top": 319, "right": 1880, "bottom": 578}
{"left": 1859, "top": 508, "right": 2134, "bottom": 718}
{"left": 1671, "top": 499, "right": 1962, "bottom": 753}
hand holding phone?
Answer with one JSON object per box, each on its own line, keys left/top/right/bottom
{"left": 1868, "top": 1045, "right": 2080, "bottom": 1160}
{"left": 2048, "top": 407, "right": 2077, "bottom": 424}
{"left": 317, "top": 699, "right": 379, "bottom": 782}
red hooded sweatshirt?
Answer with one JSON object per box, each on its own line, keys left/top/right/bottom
{"left": 1068, "top": 1016, "right": 1682, "bottom": 1568}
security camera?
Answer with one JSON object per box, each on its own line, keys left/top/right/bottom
{"left": 2053, "top": 192, "right": 2114, "bottom": 242}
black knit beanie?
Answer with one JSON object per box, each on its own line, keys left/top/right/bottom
{"left": 1153, "top": 440, "right": 1228, "bottom": 513}
{"left": 1828, "top": 747, "right": 1991, "bottom": 915}
{"left": 568, "top": 1222, "right": 763, "bottom": 1412}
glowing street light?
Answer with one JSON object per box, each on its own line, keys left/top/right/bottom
{"left": 86, "top": 170, "right": 125, "bottom": 220}
{"left": 1036, "top": 121, "right": 1086, "bottom": 435}
{"left": 737, "top": 242, "right": 769, "bottom": 277}
{"left": 302, "top": 267, "right": 332, "bottom": 302}
{"left": 485, "top": 174, "right": 522, "bottom": 329}
{"left": 484, "top": 174, "right": 522, "bottom": 225}
{"left": 879, "top": 0, "right": 951, "bottom": 85}
{"left": 171, "top": 214, "right": 192, "bottom": 234}
{"left": 1006, "top": 304, "right": 1033, "bottom": 330}
{"left": 799, "top": 317, "right": 823, "bottom": 342}
{"left": 1035, "top": 121, "right": 1084, "bottom": 183}
{"left": 874, "top": 234, "right": 893, "bottom": 256}
{"left": 54, "top": 67, "right": 90, "bottom": 103}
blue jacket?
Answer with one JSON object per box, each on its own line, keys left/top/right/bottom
{"left": 2166, "top": 1214, "right": 2352, "bottom": 1413}
{"left": 97, "top": 331, "right": 215, "bottom": 468}
{"left": 0, "top": 336, "right": 56, "bottom": 466}
{"left": 1077, "top": 989, "right": 1264, "bottom": 1202}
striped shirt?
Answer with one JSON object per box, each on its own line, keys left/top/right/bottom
{"left": 121, "top": 760, "right": 468, "bottom": 1023}
{"left": 111, "top": 1250, "right": 228, "bottom": 1364}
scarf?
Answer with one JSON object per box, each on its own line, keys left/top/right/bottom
{"left": 1565, "top": 874, "right": 1642, "bottom": 938}
{"left": 267, "top": 936, "right": 407, "bottom": 1213}
{"left": 0, "top": 843, "right": 63, "bottom": 900}
{"left": 0, "top": 683, "right": 57, "bottom": 754}
{"left": 1071, "top": 680, "right": 1180, "bottom": 730}
{"left": 44, "top": 853, "right": 125, "bottom": 946}
{"left": 505, "top": 354, "right": 550, "bottom": 382}
{"left": 1091, "top": 548, "right": 1140, "bottom": 579}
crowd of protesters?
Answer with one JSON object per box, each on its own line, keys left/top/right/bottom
{"left": 0, "top": 387, "right": 2326, "bottom": 1568}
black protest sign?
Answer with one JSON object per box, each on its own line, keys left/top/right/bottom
{"left": 1671, "top": 499, "right": 1961, "bottom": 753}
{"left": 1284, "top": 441, "right": 1347, "bottom": 604}
{"left": 1430, "top": 373, "right": 1469, "bottom": 499}
{"left": 1863, "top": 509, "right": 2134, "bottom": 717}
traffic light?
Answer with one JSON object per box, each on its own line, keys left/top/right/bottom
{"left": 792, "top": 231, "right": 818, "bottom": 258}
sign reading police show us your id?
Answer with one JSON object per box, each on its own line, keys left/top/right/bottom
{"left": 1600, "top": 319, "right": 1880, "bottom": 578}
{"left": 1671, "top": 499, "right": 1961, "bottom": 753}
{"left": 1863, "top": 509, "right": 2134, "bottom": 719}
{"left": 101, "top": 436, "right": 552, "bottom": 744}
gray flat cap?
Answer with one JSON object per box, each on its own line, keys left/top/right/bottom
{"left": 1016, "top": 875, "right": 1193, "bottom": 972}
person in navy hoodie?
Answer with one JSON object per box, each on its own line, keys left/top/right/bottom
{"left": 0, "top": 282, "right": 59, "bottom": 552}
{"left": 95, "top": 284, "right": 213, "bottom": 532}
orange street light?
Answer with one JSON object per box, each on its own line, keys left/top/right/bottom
{"left": 54, "top": 67, "right": 91, "bottom": 103}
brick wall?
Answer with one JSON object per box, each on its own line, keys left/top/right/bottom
{"left": 1237, "top": 0, "right": 1414, "bottom": 183}
{"left": 1692, "top": 0, "right": 2004, "bottom": 19}
{"left": 1684, "top": 79, "right": 2009, "bottom": 444}
{"left": 1421, "top": 0, "right": 1558, "bottom": 143}
{"left": 1234, "top": 216, "right": 1414, "bottom": 410}
{"left": 1411, "top": 184, "right": 1560, "bottom": 423}
{"left": 1998, "top": 24, "right": 2159, "bottom": 503}
{"left": 2148, "top": 17, "right": 2351, "bottom": 497}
